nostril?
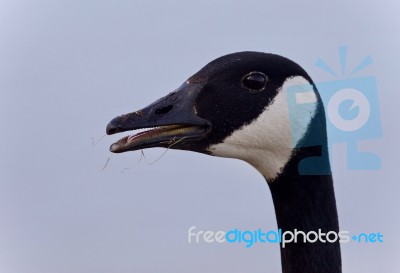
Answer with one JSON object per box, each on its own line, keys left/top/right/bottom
{"left": 155, "top": 105, "right": 173, "bottom": 115}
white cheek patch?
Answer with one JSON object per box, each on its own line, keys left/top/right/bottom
{"left": 207, "top": 76, "right": 317, "bottom": 181}
{"left": 295, "top": 91, "right": 317, "bottom": 104}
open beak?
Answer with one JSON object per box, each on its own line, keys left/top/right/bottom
{"left": 106, "top": 83, "right": 211, "bottom": 153}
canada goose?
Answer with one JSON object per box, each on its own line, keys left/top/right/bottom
{"left": 106, "top": 52, "right": 341, "bottom": 273}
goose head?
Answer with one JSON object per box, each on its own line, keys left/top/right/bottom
{"left": 106, "top": 51, "right": 325, "bottom": 180}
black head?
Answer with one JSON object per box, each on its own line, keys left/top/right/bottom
{"left": 106, "top": 51, "right": 326, "bottom": 179}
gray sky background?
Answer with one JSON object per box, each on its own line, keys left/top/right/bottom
{"left": 1, "top": 1, "right": 399, "bottom": 272}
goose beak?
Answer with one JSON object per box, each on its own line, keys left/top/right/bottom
{"left": 106, "top": 83, "right": 211, "bottom": 153}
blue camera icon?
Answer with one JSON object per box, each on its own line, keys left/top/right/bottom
{"left": 318, "top": 77, "right": 381, "bottom": 143}
{"left": 286, "top": 75, "right": 381, "bottom": 175}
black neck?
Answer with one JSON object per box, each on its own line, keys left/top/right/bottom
{"left": 267, "top": 145, "right": 341, "bottom": 273}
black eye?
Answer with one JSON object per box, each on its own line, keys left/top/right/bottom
{"left": 242, "top": 72, "right": 267, "bottom": 91}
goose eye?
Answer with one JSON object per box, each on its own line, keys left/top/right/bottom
{"left": 242, "top": 72, "right": 267, "bottom": 91}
